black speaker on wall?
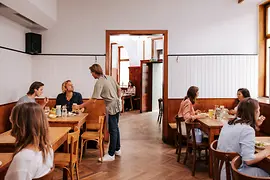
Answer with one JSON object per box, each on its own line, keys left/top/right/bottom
{"left": 25, "top": 32, "right": 42, "bottom": 54}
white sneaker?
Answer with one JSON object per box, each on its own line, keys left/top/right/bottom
{"left": 98, "top": 154, "right": 115, "bottom": 162}
{"left": 115, "top": 150, "right": 121, "bottom": 156}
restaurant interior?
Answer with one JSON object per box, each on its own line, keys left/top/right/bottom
{"left": 1, "top": 0, "right": 270, "bottom": 180}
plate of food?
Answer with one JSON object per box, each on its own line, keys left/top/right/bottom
{"left": 255, "top": 141, "right": 270, "bottom": 149}
{"left": 48, "top": 114, "right": 57, "bottom": 119}
{"left": 199, "top": 113, "right": 209, "bottom": 118}
{"left": 0, "top": 161, "right": 2, "bottom": 166}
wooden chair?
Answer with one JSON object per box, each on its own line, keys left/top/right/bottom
{"left": 210, "top": 140, "right": 238, "bottom": 180}
{"left": 33, "top": 167, "right": 55, "bottom": 180}
{"left": 54, "top": 127, "right": 80, "bottom": 180}
{"left": 157, "top": 98, "right": 163, "bottom": 125}
{"left": 231, "top": 156, "right": 270, "bottom": 180}
{"left": 175, "top": 115, "right": 186, "bottom": 162}
{"left": 183, "top": 121, "right": 209, "bottom": 176}
{"left": 80, "top": 116, "right": 105, "bottom": 162}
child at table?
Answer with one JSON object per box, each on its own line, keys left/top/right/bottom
{"left": 217, "top": 98, "right": 270, "bottom": 179}
{"left": 5, "top": 102, "right": 53, "bottom": 180}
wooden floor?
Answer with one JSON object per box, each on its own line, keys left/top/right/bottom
{"left": 54, "top": 111, "right": 211, "bottom": 180}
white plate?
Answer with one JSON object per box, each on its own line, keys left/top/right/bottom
{"left": 0, "top": 161, "right": 2, "bottom": 166}
{"left": 255, "top": 145, "right": 265, "bottom": 150}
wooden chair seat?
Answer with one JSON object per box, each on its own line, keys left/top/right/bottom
{"left": 54, "top": 127, "right": 80, "bottom": 180}
{"left": 80, "top": 116, "right": 105, "bottom": 162}
{"left": 54, "top": 153, "right": 78, "bottom": 165}
{"left": 81, "top": 131, "right": 103, "bottom": 140}
{"left": 186, "top": 140, "right": 208, "bottom": 148}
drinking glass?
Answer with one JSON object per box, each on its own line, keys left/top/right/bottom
{"left": 208, "top": 109, "right": 214, "bottom": 119}
{"left": 44, "top": 106, "right": 50, "bottom": 116}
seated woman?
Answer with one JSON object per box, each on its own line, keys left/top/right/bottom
{"left": 177, "top": 86, "right": 207, "bottom": 136}
{"left": 229, "top": 88, "right": 250, "bottom": 115}
{"left": 217, "top": 98, "right": 270, "bottom": 179}
{"left": 124, "top": 81, "right": 136, "bottom": 111}
{"left": 5, "top": 102, "right": 54, "bottom": 180}
{"left": 56, "top": 80, "right": 84, "bottom": 112}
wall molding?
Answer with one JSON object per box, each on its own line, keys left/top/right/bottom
{"left": 0, "top": 46, "right": 105, "bottom": 57}
{"left": 168, "top": 54, "right": 258, "bottom": 56}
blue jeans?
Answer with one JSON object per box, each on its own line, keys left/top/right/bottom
{"left": 108, "top": 113, "right": 120, "bottom": 156}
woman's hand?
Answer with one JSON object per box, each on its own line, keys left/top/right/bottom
{"left": 195, "top": 109, "right": 201, "bottom": 115}
{"left": 229, "top": 109, "right": 236, "bottom": 115}
{"left": 44, "top": 97, "right": 49, "bottom": 105}
{"left": 257, "top": 115, "right": 266, "bottom": 127}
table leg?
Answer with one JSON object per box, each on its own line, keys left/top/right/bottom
{"left": 130, "top": 97, "right": 133, "bottom": 110}
{"left": 63, "top": 140, "right": 69, "bottom": 180}
{"left": 208, "top": 131, "right": 214, "bottom": 178}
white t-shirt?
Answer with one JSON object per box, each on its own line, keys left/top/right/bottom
{"left": 5, "top": 148, "right": 54, "bottom": 180}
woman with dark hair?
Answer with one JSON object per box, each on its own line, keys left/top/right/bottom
{"left": 178, "top": 86, "right": 206, "bottom": 121}
{"left": 217, "top": 98, "right": 269, "bottom": 179}
{"left": 124, "top": 81, "right": 136, "bottom": 111}
{"left": 177, "top": 86, "right": 207, "bottom": 137}
{"left": 17, "top": 81, "right": 49, "bottom": 108}
{"left": 229, "top": 88, "right": 251, "bottom": 115}
{"left": 5, "top": 102, "right": 53, "bottom": 180}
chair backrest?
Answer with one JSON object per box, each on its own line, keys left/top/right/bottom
{"left": 98, "top": 116, "right": 105, "bottom": 140}
{"left": 210, "top": 140, "right": 238, "bottom": 180}
{"left": 175, "top": 115, "right": 184, "bottom": 136}
{"left": 231, "top": 156, "right": 270, "bottom": 180}
{"left": 185, "top": 121, "right": 201, "bottom": 148}
{"left": 33, "top": 167, "right": 55, "bottom": 180}
{"left": 68, "top": 127, "right": 80, "bottom": 161}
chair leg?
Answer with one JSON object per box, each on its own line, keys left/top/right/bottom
{"left": 159, "top": 113, "right": 162, "bottom": 125}
{"left": 99, "top": 140, "right": 103, "bottom": 162}
{"left": 205, "top": 149, "right": 208, "bottom": 164}
{"left": 198, "top": 149, "right": 201, "bottom": 160}
{"left": 68, "top": 164, "right": 74, "bottom": 180}
{"left": 75, "top": 162, "right": 80, "bottom": 180}
{"left": 192, "top": 149, "right": 196, "bottom": 176}
{"left": 79, "top": 139, "right": 84, "bottom": 163}
{"left": 183, "top": 147, "right": 189, "bottom": 165}
{"left": 177, "top": 136, "right": 182, "bottom": 162}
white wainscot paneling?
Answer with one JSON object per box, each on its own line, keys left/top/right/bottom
{"left": 168, "top": 55, "right": 258, "bottom": 98}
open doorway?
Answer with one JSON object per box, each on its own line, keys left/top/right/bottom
{"left": 106, "top": 30, "right": 168, "bottom": 114}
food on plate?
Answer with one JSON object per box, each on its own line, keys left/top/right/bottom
{"left": 48, "top": 114, "right": 57, "bottom": 119}
{"left": 255, "top": 141, "right": 270, "bottom": 149}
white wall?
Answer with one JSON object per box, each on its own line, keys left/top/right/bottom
{"left": 0, "top": 16, "right": 32, "bottom": 104}
{"left": 32, "top": 55, "right": 105, "bottom": 98}
{"left": 168, "top": 55, "right": 258, "bottom": 98}
{"left": 0, "top": 0, "right": 57, "bottom": 29}
{"left": 38, "top": 0, "right": 259, "bottom": 98}
{"left": 152, "top": 63, "right": 163, "bottom": 111}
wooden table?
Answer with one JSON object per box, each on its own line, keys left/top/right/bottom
{"left": 122, "top": 95, "right": 134, "bottom": 112}
{"left": 255, "top": 137, "right": 270, "bottom": 174}
{"left": 0, "top": 127, "right": 71, "bottom": 152}
{"left": 0, "top": 153, "right": 13, "bottom": 172}
{"left": 48, "top": 113, "right": 88, "bottom": 130}
{"left": 197, "top": 117, "right": 225, "bottom": 177}
{"left": 0, "top": 127, "right": 71, "bottom": 179}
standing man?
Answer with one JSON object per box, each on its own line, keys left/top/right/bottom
{"left": 77, "top": 64, "right": 121, "bottom": 161}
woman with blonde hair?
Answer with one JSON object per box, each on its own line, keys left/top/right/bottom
{"left": 5, "top": 102, "right": 54, "bottom": 180}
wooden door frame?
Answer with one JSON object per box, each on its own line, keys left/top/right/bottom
{"left": 105, "top": 30, "right": 168, "bottom": 142}
{"left": 140, "top": 60, "right": 163, "bottom": 113}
